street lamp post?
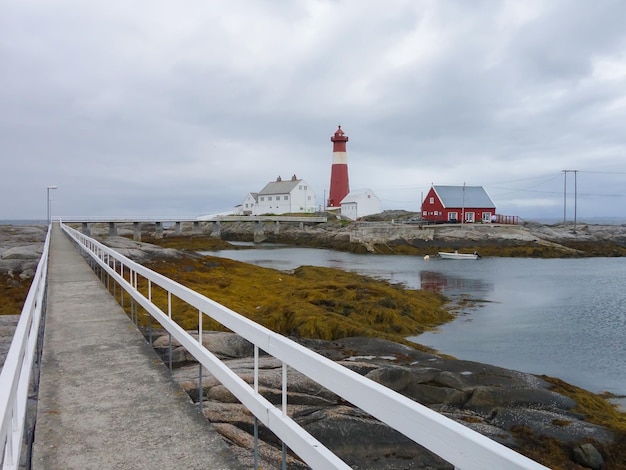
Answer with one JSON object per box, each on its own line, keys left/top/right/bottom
{"left": 47, "top": 185, "right": 58, "bottom": 225}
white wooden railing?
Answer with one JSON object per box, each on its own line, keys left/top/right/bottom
{"left": 0, "top": 226, "right": 51, "bottom": 470}
{"left": 59, "top": 221, "right": 548, "bottom": 470}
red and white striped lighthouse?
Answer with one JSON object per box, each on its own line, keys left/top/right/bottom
{"left": 327, "top": 125, "right": 350, "bottom": 208}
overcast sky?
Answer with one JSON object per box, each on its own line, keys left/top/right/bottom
{"left": 2, "top": 0, "right": 625, "bottom": 221}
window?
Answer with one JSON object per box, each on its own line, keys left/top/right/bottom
{"left": 299, "top": 185, "right": 302, "bottom": 190}
{"left": 260, "top": 197, "right": 264, "bottom": 201}
{"left": 448, "top": 212, "right": 458, "bottom": 221}
{"left": 465, "top": 212, "right": 475, "bottom": 223}
{"left": 429, "top": 197, "right": 434, "bottom": 204}
{"left": 284, "top": 196, "right": 288, "bottom": 200}
{"left": 482, "top": 212, "right": 491, "bottom": 222}
{"left": 268, "top": 196, "right": 272, "bottom": 201}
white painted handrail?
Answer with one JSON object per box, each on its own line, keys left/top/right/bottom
{"left": 60, "top": 221, "right": 548, "bottom": 470}
{"left": 0, "top": 226, "right": 51, "bottom": 470}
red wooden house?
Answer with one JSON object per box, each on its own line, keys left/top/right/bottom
{"left": 421, "top": 185, "right": 496, "bottom": 223}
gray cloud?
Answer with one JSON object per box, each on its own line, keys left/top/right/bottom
{"left": 1, "top": 0, "right": 625, "bottom": 221}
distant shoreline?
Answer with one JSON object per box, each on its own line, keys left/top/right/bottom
{"left": 2, "top": 216, "right": 626, "bottom": 225}
{"left": 0, "top": 220, "right": 47, "bottom": 225}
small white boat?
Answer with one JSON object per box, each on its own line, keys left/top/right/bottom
{"left": 438, "top": 251, "right": 480, "bottom": 260}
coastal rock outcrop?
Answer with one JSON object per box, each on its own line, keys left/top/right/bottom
{"left": 151, "top": 331, "right": 615, "bottom": 469}
{"left": 215, "top": 213, "right": 626, "bottom": 256}
{"left": 0, "top": 225, "right": 47, "bottom": 277}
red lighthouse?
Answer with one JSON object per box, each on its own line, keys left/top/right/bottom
{"left": 328, "top": 125, "right": 350, "bottom": 208}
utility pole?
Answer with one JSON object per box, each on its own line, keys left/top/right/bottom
{"left": 562, "top": 171, "right": 567, "bottom": 225}
{"left": 573, "top": 170, "right": 578, "bottom": 233}
{"left": 562, "top": 170, "right": 578, "bottom": 231}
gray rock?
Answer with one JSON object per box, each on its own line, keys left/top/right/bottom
{"left": 573, "top": 443, "right": 604, "bottom": 470}
{"left": 491, "top": 408, "right": 613, "bottom": 444}
{"left": 464, "top": 385, "right": 576, "bottom": 412}
{"left": 101, "top": 236, "right": 181, "bottom": 260}
{"left": 1, "top": 245, "right": 43, "bottom": 260}
{"left": 365, "top": 365, "right": 415, "bottom": 392}
{"left": 0, "top": 225, "right": 46, "bottom": 277}
{"left": 154, "top": 331, "right": 616, "bottom": 469}
{"left": 293, "top": 406, "right": 454, "bottom": 469}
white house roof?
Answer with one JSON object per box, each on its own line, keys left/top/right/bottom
{"left": 258, "top": 176, "right": 302, "bottom": 195}
{"left": 433, "top": 185, "right": 495, "bottom": 208}
{"left": 341, "top": 189, "right": 378, "bottom": 204}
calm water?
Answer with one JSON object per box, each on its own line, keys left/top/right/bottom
{"left": 204, "top": 244, "right": 626, "bottom": 399}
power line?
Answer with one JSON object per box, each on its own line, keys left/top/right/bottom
{"left": 578, "top": 170, "right": 626, "bottom": 175}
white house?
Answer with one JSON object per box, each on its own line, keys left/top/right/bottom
{"left": 340, "top": 189, "right": 382, "bottom": 220}
{"left": 253, "top": 175, "right": 316, "bottom": 215}
{"left": 235, "top": 192, "right": 258, "bottom": 215}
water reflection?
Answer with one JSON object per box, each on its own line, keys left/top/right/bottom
{"left": 420, "top": 270, "right": 493, "bottom": 295}
{"left": 202, "top": 244, "right": 626, "bottom": 396}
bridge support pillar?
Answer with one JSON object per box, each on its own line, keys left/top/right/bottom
{"left": 175, "top": 221, "right": 182, "bottom": 234}
{"left": 81, "top": 222, "right": 91, "bottom": 236}
{"left": 109, "top": 222, "right": 117, "bottom": 237}
{"left": 155, "top": 222, "right": 163, "bottom": 239}
{"left": 210, "top": 221, "right": 221, "bottom": 238}
{"left": 133, "top": 222, "right": 141, "bottom": 242}
{"left": 192, "top": 221, "right": 201, "bottom": 234}
{"left": 254, "top": 220, "right": 266, "bottom": 243}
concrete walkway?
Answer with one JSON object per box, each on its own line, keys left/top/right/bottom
{"left": 32, "top": 224, "right": 240, "bottom": 470}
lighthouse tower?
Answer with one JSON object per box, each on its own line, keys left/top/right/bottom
{"left": 328, "top": 125, "right": 350, "bottom": 208}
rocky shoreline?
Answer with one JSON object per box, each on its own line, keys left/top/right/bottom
{"left": 2, "top": 222, "right": 626, "bottom": 469}
{"left": 215, "top": 212, "right": 626, "bottom": 257}
{"left": 153, "top": 330, "right": 617, "bottom": 469}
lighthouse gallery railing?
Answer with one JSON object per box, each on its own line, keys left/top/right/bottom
{"left": 58, "top": 221, "right": 547, "bottom": 470}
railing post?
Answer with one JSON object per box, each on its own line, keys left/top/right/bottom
{"left": 168, "top": 292, "right": 172, "bottom": 371}
{"left": 148, "top": 280, "right": 152, "bottom": 346}
{"left": 254, "top": 345, "right": 259, "bottom": 470}
{"left": 198, "top": 309, "right": 203, "bottom": 411}
{"left": 282, "top": 362, "right": 288, "bottom": 469}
